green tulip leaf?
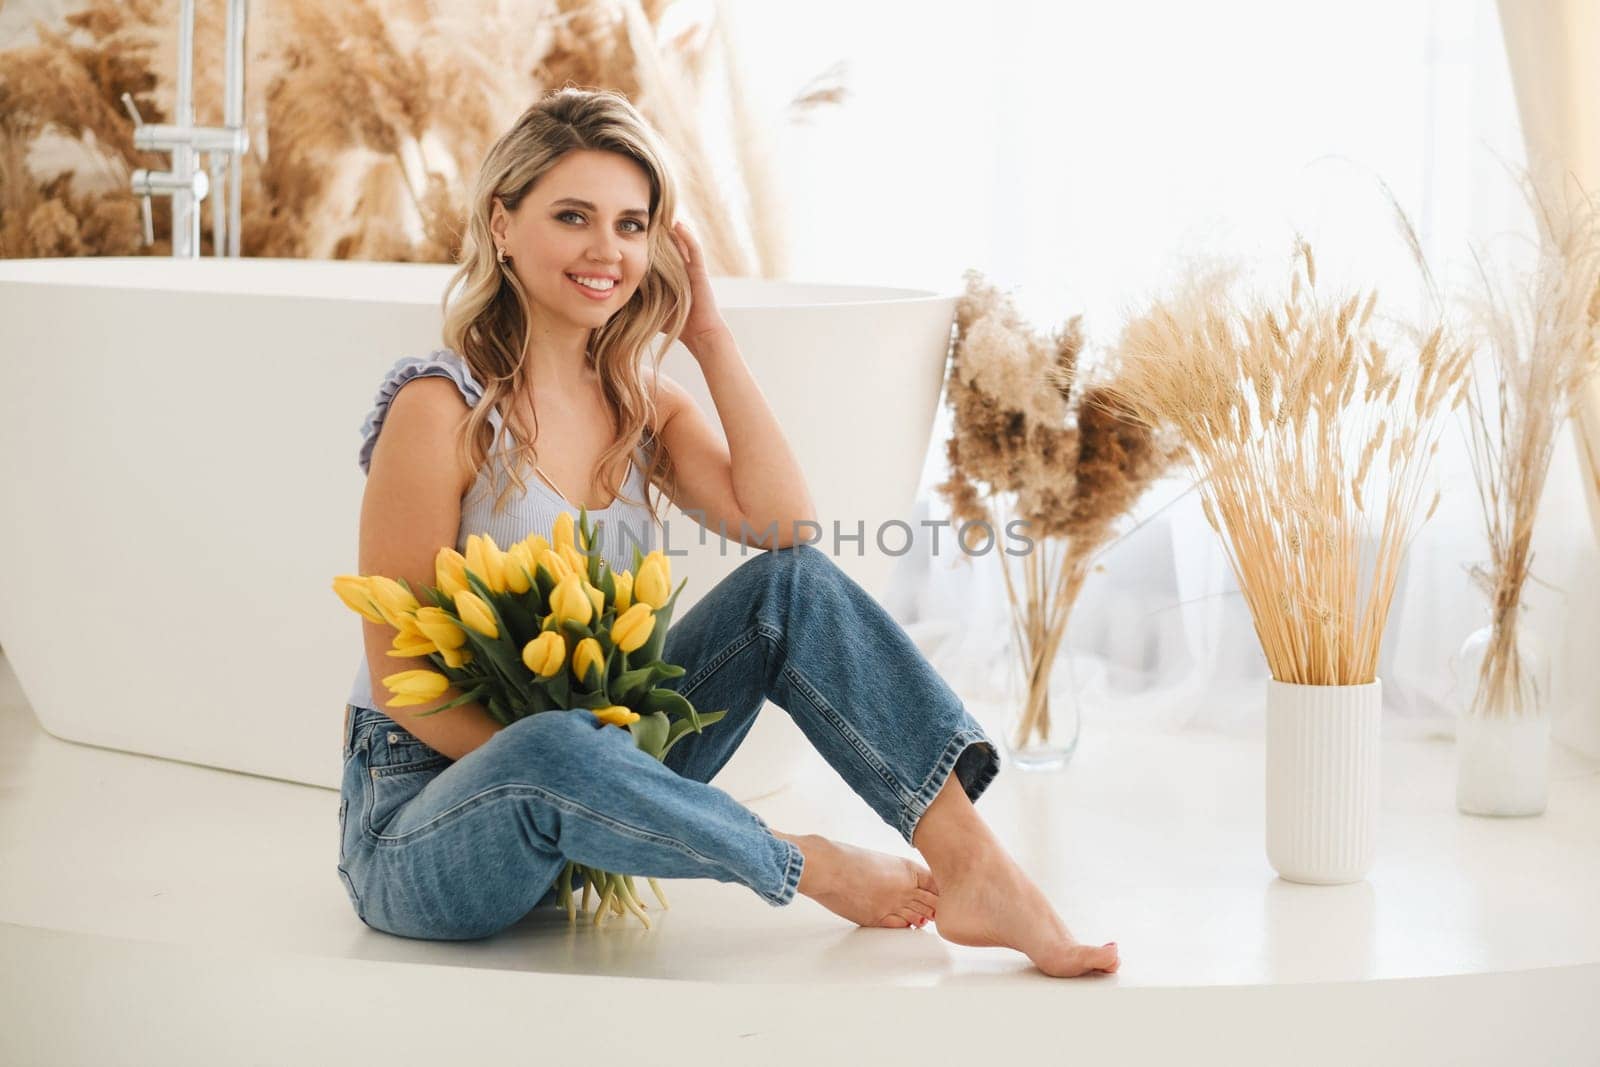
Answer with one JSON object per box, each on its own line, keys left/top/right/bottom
{"left": 628, "top": 711, "right": 670, "bottom": 758}
{"left": 543, "top": 675, "right": 571, "bottom": 708}
{"left": 534, "top": 565, "right": 558, "bottom": 600}
{"left": 643, "top": 687, "right": 698, "bottom": 727}
{"left": 405, "top": 685, "right": 488, "bottom": 719}
{"left": 612, "top": 665, "right": 656, "bottom": 704}
{"left": 661, "top": 709, "right": 727, "bottom": 758}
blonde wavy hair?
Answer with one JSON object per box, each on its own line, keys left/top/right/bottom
{"left": 440, "top": 87, "right": 690, "bottom": 530}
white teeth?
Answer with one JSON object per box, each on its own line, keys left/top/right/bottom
{"left": 568, "top": 274, "right": 615, "bottom": 291}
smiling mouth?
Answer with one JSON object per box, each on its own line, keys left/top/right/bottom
{"left": 567, "top": 273, "right": 617, "bottom": 296}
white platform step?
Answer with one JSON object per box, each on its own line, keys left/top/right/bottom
{"left": 3, "top": 652, "right": 1598, "bottom": 1062}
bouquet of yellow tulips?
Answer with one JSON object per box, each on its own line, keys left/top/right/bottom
{"left": 333, "top": 507, "right": 725, "bottom": 929}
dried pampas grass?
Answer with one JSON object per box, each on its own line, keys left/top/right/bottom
{"left": 2, "top": 0, "right": 847, "bottom": 272}
{"left": 0, "top": 1, "right": 162, "bottom": 256}
{"left": 937, "top": 270, "right": 1175, "bottom": 751}
{"left": 1106, "top": 240, "right": 1473, "bottom": 687}
{"left": 1460, "top": 178, "right": 1600, "bottom": 717}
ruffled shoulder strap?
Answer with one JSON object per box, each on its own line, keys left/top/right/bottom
{"left": 356, "top": 348, "right": 503, "bottom": 475}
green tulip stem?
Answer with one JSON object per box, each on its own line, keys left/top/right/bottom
{"left": 616, "top": 875, "right": 652, "bottom": 929}
{"left": 559, "top": 864, "right": 575, "bottom": 923}
{"left": 592, "top": 877, "right": 617, "bottom": 927}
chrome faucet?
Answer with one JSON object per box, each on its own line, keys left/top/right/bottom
{"left": 119, "top": 0, "right": 249, "bottom": 257}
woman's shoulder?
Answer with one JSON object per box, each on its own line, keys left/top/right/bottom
{"left": 381, "top": 347, "right": 486, "bottom": 402}
{"left": 358, "top": 348, "right": 496, "bottom": 475}
{"left": 642, "top": 366, "right": 688, "bottom": 436}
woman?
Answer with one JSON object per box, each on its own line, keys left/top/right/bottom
{"left": 338, "top": 87, "right": 1119, "bottom": 979}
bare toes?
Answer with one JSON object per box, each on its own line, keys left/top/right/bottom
{"left": 912, "top": 888, "right": 939, "bottom": 910}
{"left": 1071, "top": 944, "right": 1119, "bottom": 973}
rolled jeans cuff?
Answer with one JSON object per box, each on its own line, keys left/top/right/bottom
{"left": 899, "top": 728, "right": 1001, "bottom": 844}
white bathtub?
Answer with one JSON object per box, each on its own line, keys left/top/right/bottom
{"left": 0, "top": 256, "right": 954, "bottom": 801}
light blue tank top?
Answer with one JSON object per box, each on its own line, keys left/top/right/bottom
{"left": 347, "top": 348, "right": 660, "bottom": 712}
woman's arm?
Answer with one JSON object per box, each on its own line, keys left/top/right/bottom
{"left": 653, "top": 220, "right": 818, "bottom": 550}
{"left": 653, "top": 338, "right": 818, "bottom": 550}
{"left": 358, "top": 377, "right": 505, "bottom": 761}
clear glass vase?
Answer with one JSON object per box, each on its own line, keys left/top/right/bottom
{"left": 1000, "top": 632, "right": 1082, "bottom": 771}
{"left": 1454, "top": 619, "right": 1550, "bottom": 817}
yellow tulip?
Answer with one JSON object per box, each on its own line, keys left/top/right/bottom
{"left": 549, "top": 573, "right": 593, "bottom": 626}
{"left": 584, "top": 581, "right": 605, "bottom": 619}
{"left": 643, "top": 549, "right": 671, "bottom": 583}
{"left": 435, "top": 547, "right": 470, "bottom": 601}
{"left": 520, "top": 532, "right": 550, "bottom": 559}
{"left": 332, "top": 575, "right": 386, "bottom": 625}
{"left": 552, "top": 511, "right": 576, "bottom": 554}
{"left": 561, "top": 543, "right": 590, "bottom": 578}
{"left": 538, "top": 548, "right": 572, "bottom": 582}
{"left": 382, "top": 669, "right": 449, "bottom": 707}
{"left": 439, "top": 645, "right": 474, "bottom": 669}
{"left": 572, "top": 637, "right": 605, "bottom": 685}
{"left": 454, "top": 589, "right": 499, "bottom": 639}
{"left": 413, "top": 606, "right": 467, "bottom": 651}
{"left": 610, "top": 602, "right": 655, "bottom": 653}
{"left": 522, "top": 631, "right": 566, "bottom": 677}
{"left": 504, "top": 542, "right": 535, "bottom": 595}
{"left": 387, "top": 632, "right": 435, "bottom": 658}
{"left": 388, "top": 612, "right": 430, "bottom": 648}
{"left": 612, "top": 570, "right": 633, "bottom": 612}
{"left": 592, "top": 705, "right": 641, "bottom": 727}
{"left": 368, "top": 576, "right": 421, "bottom": 629}
{"left": 464, "top": 533, "right": 509, "bottom": 594}
{"left": 635, "top": 556, "right": 671, "bottom": 609}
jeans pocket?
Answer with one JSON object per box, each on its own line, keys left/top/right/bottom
{"left": 365, "top": 744, "right": 449, "bottom": 838}
{"left": 371, "top": 723, "right": 449, "bottom": 772}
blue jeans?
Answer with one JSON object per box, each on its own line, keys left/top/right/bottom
{"left": 336, "top": 544, "right": 1000, "bottom": 940}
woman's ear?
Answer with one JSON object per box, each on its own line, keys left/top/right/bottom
{"left": 489, "top": 197, "right": 508, "bottom": 243}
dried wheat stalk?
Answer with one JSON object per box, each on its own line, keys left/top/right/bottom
{"left": 1106, "top": 241, "right": 1472, "bottom": 686}
{"left": 1460, "top": 178, "right": 1600, "bottom": 717}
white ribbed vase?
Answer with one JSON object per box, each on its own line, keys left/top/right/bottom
{"left": 1264, "top": 679, "right": 1382, "bottom": 885}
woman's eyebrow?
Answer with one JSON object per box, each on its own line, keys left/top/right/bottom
{"left": 550, "top": 197, "right": 649, "bottom": 220}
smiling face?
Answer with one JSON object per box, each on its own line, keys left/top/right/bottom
{"left": 490, "top": 148, "right": 654, "bottom": 333}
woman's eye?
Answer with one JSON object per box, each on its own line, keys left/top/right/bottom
{"left": 556, "top": 211, "right": 645, "bottom": 234}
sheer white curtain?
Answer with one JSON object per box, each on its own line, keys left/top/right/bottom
{"left": 724, "top": 0, "right": 1600, "bottom": 756}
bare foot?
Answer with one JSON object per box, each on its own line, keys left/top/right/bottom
{"left": 775, "top": 832, "right": 940, "bottom": 929}
{"left": 930, "top": 840, "right": 1119, "bottom": 978}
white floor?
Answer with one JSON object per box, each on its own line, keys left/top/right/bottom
{"left": 3, "top": 650, "right": 1599, "bottom": 1063}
